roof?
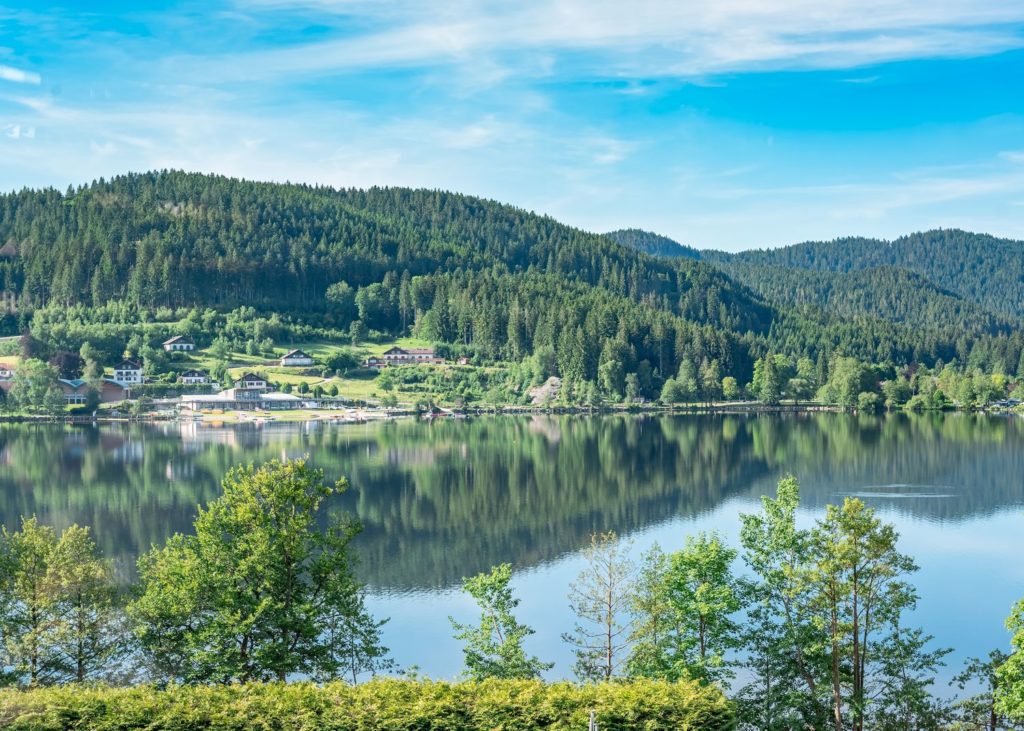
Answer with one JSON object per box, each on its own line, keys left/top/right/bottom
{"left": 115, "top": 359, "right": 142, "bottom": 370}
{"left": 181, "top": 392, "right": 300, "bottom": 404}
{"left": 180, "top": 369, "right": 207, "bottom": 378}
{"left": 262, "top": 392, "right": 301, "bottom": 402}
{"left": 163, "top": 335, "right": 194, "bottom": 345}
{"left": 58, "top": 378, "right": 87, "bottom": 389}
{"left": 282, "top": 349, "right": 313, "bottom": 358}
{"left": 383, "top": 346, "right": 435, "bottom": 355}
{"left": 237, "top": 372, "right": 267, "bottom": 382}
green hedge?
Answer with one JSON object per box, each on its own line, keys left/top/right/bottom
{"left": 0, "top": 678, "right": 734, "bottom": 730}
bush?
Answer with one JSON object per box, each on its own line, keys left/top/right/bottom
{"left": 856, "top": 391, "right": 881, "bottom": 413}
{"left": 0, "top": 679, "right": 734, "bottom": 730}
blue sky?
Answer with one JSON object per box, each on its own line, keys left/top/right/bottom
{"left": 1, "top": 1, "right": 1023, "bottom": 250}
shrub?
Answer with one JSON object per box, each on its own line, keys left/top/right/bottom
{"left": 0, "top": 679, "right": 734, "bottom": 730}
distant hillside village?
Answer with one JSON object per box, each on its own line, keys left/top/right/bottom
{"left": 0, "top": 338, "right": 455, "bottom": 416}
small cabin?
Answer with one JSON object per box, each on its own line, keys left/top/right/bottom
{"left": 162, "top": 335, "right": 195, "bottom": 352}
{"left": 280, "top": 349, "right": 315, "bottom": 367}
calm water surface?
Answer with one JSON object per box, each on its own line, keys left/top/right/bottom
{"left": 1, "top": 412, "right": 1022, "bottom": 688}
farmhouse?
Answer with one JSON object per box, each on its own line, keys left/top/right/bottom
{"left": 179, "top": 369, "right": 210, "bottom": 385}
{"left": 379, "top": 346, "right": 444, "bottom": 367}
{"left": 280, "top": 349, "right": 315, "bottom": 367}
{"left": 112, "top": 359, "right": 144, "bottom": 385}
{"left": 162, "top": 335, "right": 195, "bottom": 352}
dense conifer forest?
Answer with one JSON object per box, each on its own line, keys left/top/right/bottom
{"left": 2, "top": 172, "right": 1024, "bottom": 392}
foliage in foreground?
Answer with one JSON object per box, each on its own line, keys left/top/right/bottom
{"left": 0, "top": 678, "right": 735, "bottom": 731}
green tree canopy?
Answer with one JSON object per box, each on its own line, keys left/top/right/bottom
{"left": 128, "top": 458, "right": 389, "bottom": 684}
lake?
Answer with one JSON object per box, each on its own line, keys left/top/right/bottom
{"left": 1, "top": 412, "right": 1022, "bottom": 690}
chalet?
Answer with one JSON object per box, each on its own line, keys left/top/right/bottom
{"left": 163, "top": 335, "right": 195, "bottom": 352}
{"left": 179, "top": 369, "right": 210, "bottom": 385}
{"left": 113, "top": 359, "right": 144, "bottom": 385}
{"left": 380, "top": 347, "right": 444, "bottom": 367}
{"left": 0, "top": 365, "right": 13, "bottom": 379}
{"left": 280, "top": 349, "right": 315, "bottom": 367}
{"left": 235, "top": 372, "right": 270, "bottom": 391}
{"left": 364, "top": 356, "right": 385, "bottom": 369}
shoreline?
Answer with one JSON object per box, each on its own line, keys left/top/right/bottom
{"left": 1, "top": 401, "right": 1019, "bottom": 425}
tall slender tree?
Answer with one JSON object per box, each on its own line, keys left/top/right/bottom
{"left": 562, "top": 532, "right": 635, "bottom": 681}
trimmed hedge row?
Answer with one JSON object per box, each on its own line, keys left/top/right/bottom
{"left": 0, "top": 678, "right": 735, "bottom": 730}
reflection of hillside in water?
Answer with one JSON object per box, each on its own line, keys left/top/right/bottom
{"left": 1, "top": 413, "right": 1022, "bottom": 590}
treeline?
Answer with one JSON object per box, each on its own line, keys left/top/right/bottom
{"left": 3, "top": 461, "right": 1024, "bottom": 729}
{"left": 450, "top": 477, "right": 1024, "bottom": 729}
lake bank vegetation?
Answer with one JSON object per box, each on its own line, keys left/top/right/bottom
{"left": 1, "top": 458, "right": 1023, "bottom": 729}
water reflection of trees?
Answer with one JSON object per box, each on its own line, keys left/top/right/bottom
{"left": 1, "top": 413, "right": 1022, "bottom": 590}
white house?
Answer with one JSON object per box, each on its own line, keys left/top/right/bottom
{"left": 0, "top": 365, "right": 12, "bottom": 379}
{"left": 235, "top": 372, "right": 270, "bottom": 391}
{"left": 179, "top": 369, "right": 209, "bottom": 385}
{"left": 280, "top": 349, "right": 315, "bottom": 367}
{"left": 163, "top": 335, "right": 195, "bottom": 352}
{"left": 113, "top": 359, "right": 144, "bottom": 385}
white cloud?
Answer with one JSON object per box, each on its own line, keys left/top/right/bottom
{"left": 183, "top": 0, "right": 1024, "bottom": 84}
{"left": 0, "top": 64, "right": 41, "bottom": 85}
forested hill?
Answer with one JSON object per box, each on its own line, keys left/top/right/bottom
{"left": 604, "top": 229, "right": 701, "bottom": 259}
{"left": 720, "top": 230, "right": 1024, "bottom": 320}
{"left": 612, "top": 227, "right": 1024, "bottom": 333}
{"left": 721, "top": 263, "right": 1017, "bottom": 335}
{"left": 0, "top": 171, "right": 768, "bottom": 333}
{"left": 1, "top": 172, "right": 1022, "bottom": 378}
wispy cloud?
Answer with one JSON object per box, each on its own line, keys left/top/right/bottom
{"left": 0, "top": 64, "right": 41, "bottom": 85}
{"left": 183, "top": 0, "right": 1024, "bottom": 84}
